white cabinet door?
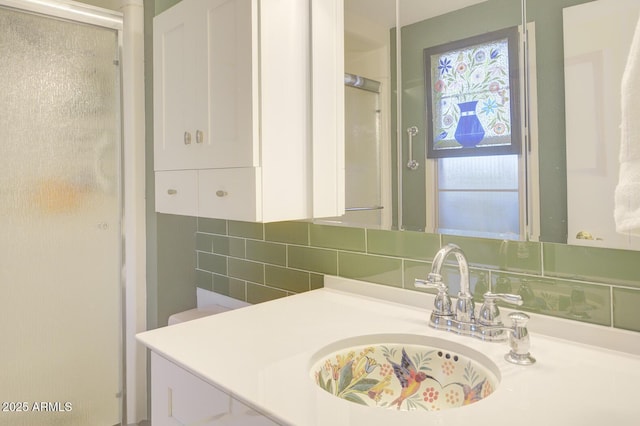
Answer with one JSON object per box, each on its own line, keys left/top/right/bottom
{"left": 151, "top": 352, "right": 231, "bottom": 426}
{"left": 198, "top": 0, "right": 258, "bottom": 169}
{"left": 154, "top": 0, "right": 257, "bottom": 172}
{"left": 154, "top": 0, "right": 198, "bottom": 171}
{"left": 223, "top": 397, "right": 279, "bottom": 425}
{"left": 151, "top": 352, "right": 280, "bottom": 426}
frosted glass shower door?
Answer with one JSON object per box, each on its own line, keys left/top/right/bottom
{"left": 343, "top": 85, "right": 384, "bottom": 227}
{"left": 0, "top": 5, "right": 122, "bottom": 426}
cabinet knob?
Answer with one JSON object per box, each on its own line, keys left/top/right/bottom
{"left": 195, "top": 130, "right": 204, "bottom": 144}
{"left": 184, "top": 131, "right": 192, "bottom": 145}
{"left": 215, "top": 190, "right": 228, "bottom": 197}
{"left": 167, "top": 189, "right": 177, "bottom": 195}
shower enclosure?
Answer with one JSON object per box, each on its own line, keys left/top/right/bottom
{"left": 320, "top": 73, "right": 389, "bottom": 228}
{"left": 0, "top": 1, "right": 123, "bottom": 425}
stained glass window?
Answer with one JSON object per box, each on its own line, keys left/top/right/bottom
{"left": 424, "top": 26, "right": 521, "bottom": 158}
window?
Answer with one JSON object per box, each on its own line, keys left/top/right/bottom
{"left": 423, "top": 27, "right": 520, "bottom": 158}
{"left": 435, "top": 155, "right": 522, "bottom": 239}
{"left": 422, "top": 27, "right": 524, "bottom": 239}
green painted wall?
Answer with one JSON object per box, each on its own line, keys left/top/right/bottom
{"left": 147, "top": 0, "right": 197, "bottom": 328}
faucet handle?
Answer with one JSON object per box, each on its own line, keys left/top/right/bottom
{"left": 415, "top": 276, "right": 445, "bottom": 291}
{"left": 504, "top": 312, "right": 536, "bottom": 365}
{"left": 414, "top": 278, "right": 453, "bottom": 317}
{"left": 477, "top": 292, "right": 523, "bottom": 326}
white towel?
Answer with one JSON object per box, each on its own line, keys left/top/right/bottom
{"left": 615, "top": 15, "right": 640, "bottom": 236}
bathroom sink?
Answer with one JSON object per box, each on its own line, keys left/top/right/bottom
{"left": 310, "top": 334, "right": 500, "bottom": 411}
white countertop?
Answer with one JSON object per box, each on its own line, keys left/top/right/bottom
{"left": 137, "top": 276, "right": 640, "bottom": 425}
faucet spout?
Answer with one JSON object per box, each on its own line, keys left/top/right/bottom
{"left": 430, "top": 244, "right": 471, "bottom": 297}
{"left": 429, "top": 244, "right": 474, "bottom": 325}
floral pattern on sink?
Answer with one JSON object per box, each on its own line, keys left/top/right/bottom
{"left": 312, "top": 344, "right": 497, "bottom": 411}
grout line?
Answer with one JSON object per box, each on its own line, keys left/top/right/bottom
{"left": 610, "top": 286, "right": 615, "bottom": 328}
{"left": 364, "top": 229, "right": 369, "bottom": 254}
{"left": 539, "top": 241, "right": 545, "bottom": 276}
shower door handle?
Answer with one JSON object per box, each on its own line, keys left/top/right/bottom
{"left": 407, "top": 126, "right": 419, "bottom": 170}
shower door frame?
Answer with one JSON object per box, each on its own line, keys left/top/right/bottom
{"left": 0, "top": 1, "right": 135, "bottom": 424}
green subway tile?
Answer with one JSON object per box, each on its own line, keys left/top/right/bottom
{"left": 265, "top": 265, "right": 310, "bottom": 293}
{"left": 212, "top": 235, "right": 245, "bottom": 258}
{"left": 196, "top": 233, "right": 214, "bottom": 252}
{"left": 310, "top": 224, "right": 366, "bottom": 252}
{"left": 403, "top": 260, "right": 431, "bottom": 291}
{"left": 198, "top": 218, "right": 227, "bottom": 235}
{"left": 229, "top": 238, "right": 246, "bottom": 258}
{"left": 613, "top": 287, "right": 640, "bottom": 332}
{"left": 368, "top": 229, "right": 440, "bottom": 260}
{"left": 247, "top": 283, "right": 287, "bottom": 304}
{"left": 443, "top": 236, "right": 541, "bottom": 274}
{"left": 247, "top": 240, "right": 286, "bottom": 266}
{"left": 228, "top": 221, "right": 263, "bottom": 239}
{"left": 212, "top": 235, "right": 230, "bottom": 255}
{"left": 213, "top": 275, "right": 246, "bottom": 302}
{"left": 195, "top": 270, "right": 213, "bottom": 291}
{"left": 228, "top": 258, "right": 264, "bottom": 284}
{"left": 288, "top": 246, "right": 338, "bottom": 275}
{"left": 198, "top": 252, "right": 227, "bottom": 275}
{"left": 543, "top": 243, "right": 640, "bottom": 287}
{"left": 338, "top": 252, "right": 402, "bottom": 288}
{"left": 211, "top": 274, "right": 229, "bottom": 294}
{"left": 310, "top": 273, "right": 324, "bottom": 290}
{"left": 265, "top": 221, "right": 309, "bottom": 245}
{"left": 491, "top": 273, "right": 611, "bottom": 327}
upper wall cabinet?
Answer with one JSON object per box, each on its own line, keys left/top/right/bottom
{"left": 153, "top": 0, "right": 344, "bottom": 222}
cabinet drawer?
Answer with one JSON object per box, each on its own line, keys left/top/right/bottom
{"left": 199, "top": 168, "right": 260, "bottom": 221}
{"left": 151, "top": 352, "right": 230, "bottom": 426}
{"left": 155, "top": 170, "right": 198, "bottom": 216}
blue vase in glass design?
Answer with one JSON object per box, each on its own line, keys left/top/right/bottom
{"left": 454, "top": 100, "right": 485, "bottom": 147}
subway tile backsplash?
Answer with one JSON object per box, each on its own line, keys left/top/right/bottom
{"left": 195, "top": 219, "right": 640, "bottom": 333}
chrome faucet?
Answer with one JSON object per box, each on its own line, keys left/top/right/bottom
{"left": 415, "top": 243, "right": 536, "bottom": 365}
{"left": 415, "top": 243, "right": 475, "bottom": 329}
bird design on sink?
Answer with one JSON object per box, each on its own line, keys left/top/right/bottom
{"left": 313, "top": 343, "right": 496, "bottom": 411}
{"left": 386, "top": 348, "right": 440, "bottom": 409}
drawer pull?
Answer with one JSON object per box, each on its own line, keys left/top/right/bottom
{"left": 184, "top": 131, "right": 192, "bottom": 145}
{"left": 196, "top": 130, "right": 204, "bottom": 144}
{"left": 167, "top": 189, "right": 178, "bottom": 195}
{"left": 215, "top": 190, "right": 228, "bottom": 197}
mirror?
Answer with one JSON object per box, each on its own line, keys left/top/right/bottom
{"left": 338, "top": 0, "right": 640, "bottom": 250}
{"left": 529, "top": 0, "right": 640, "bottom": 250}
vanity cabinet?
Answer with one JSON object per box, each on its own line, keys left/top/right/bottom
{"left": 153, "top": 0, "right": 344, "bottom": 222}
{"left": 151, "top": 352, "right": 278, "bottom": 425}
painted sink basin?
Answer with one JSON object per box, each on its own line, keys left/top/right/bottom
{"left": 310, "top": 334, "right": 500, "bottom": 412}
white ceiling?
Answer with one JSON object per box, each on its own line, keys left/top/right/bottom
{"left": 345, "top": 0, "right": 489, "bottom": 28}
